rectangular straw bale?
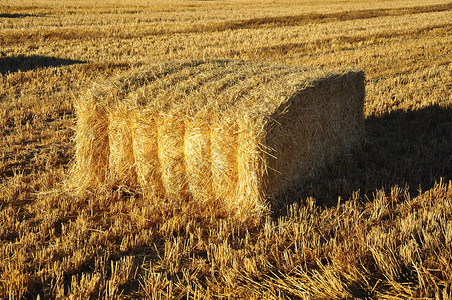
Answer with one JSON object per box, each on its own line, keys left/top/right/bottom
{"left": 70, "top": 60, "right": 365, "bottom": 218}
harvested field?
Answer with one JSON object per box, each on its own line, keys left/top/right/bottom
{"left": 0, "top": 0, "right": 451, "bottom": 298}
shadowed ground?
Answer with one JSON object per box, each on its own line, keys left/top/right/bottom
{"left": 0, "top": 55, "right": 86, "bottom": 74}
{"left": 274, "top": 105, "right": 452, "bottom": 213}
{"left": 0, "top": 13, "right": 39, "bottom": 18}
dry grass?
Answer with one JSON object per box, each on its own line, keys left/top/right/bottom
{"left": 0, "top": 0, "right": 451, "bottom": 298}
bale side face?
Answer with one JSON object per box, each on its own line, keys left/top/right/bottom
{"left": 108, "top": 106, "right": 137, "bottom": 188}
{"left": 210, "top": 119, "right": 239, "bottom": 203}
{"left": 131, "top": 113, "right": 164, "bottom": 198}
{"left": 235, "top": 116, "right": 267, "bottom": 217}
{"left": 184, "top": 119, "right": 214, "bottom": 203}
{"left": 70, "top": 97, "right": 109, "bottom": 191}
{"left": 157, "top": 116, "right": 188, "bottom": 201}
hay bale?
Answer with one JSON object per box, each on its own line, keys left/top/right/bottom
{"left": 70, "top": 60, "right": 365, "bottom": 217}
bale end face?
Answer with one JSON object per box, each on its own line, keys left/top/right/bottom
{"left": 264, "top": 71, "right": 365, "bottom": 198}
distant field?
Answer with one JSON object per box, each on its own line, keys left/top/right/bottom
{"left": 1, "top": 0, "right": 451, "bottom": 298}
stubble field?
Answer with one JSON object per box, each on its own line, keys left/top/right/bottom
{"left": 1, "top": 0, "right": 451, "bottom": 298}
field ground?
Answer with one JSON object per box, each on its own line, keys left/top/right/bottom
{"left": 1, "top": 0, "right": 451, "bottom": 298}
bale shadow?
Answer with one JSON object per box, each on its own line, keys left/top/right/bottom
{"left": 273, "top": 105, "right": 452, "bottom": 215}
{"left": 0, "top": 55, "right": 86, "bottom": 75}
